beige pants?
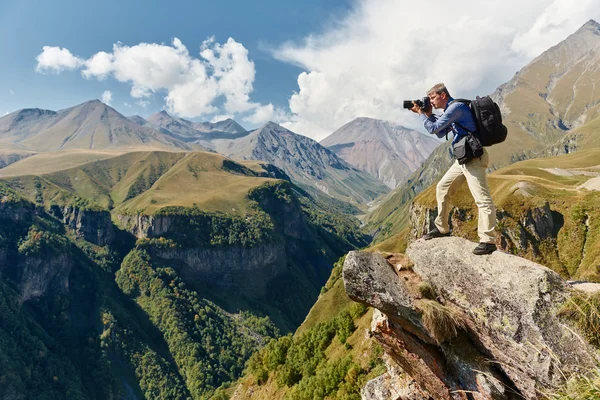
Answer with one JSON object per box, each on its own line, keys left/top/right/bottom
{"left": 434, "top": 148, "right": 496, "bottom": 244}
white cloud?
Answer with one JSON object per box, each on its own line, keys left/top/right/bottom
{"left": 243, "top": 104, "right": 274, "bottom": 124}
{"left": 9, "top": 89, "right": 14, "bottom": 95}
{"left": 101, "top": 90, "right": 113, "bottom": 105}
{"left": 272, "top": 0, "right": 600, "bottom": 138}
{"left": 210, "top": 114, "right": 234, "bottom": 123}
{"left": 511, "top": 0, "right": 600, "bottom": 57}
{"left": 137, "top": 100, "right": 150, "bottom": 108}
{"left": 124, "top": 102, "right": 132, "bottom": 107}
{"left": 35, "top": 37, "right": 265, "bottom": 120}
{"left": 36, "top": 46, "right": 83, "bottom": 73}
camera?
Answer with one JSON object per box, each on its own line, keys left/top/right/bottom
{"left": 403, "top": 97, "right": 431, "bottom": 111}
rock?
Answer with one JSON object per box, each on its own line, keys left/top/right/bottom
{"left": 52, "top": 205, "right": 114, "bottom": 246}
{"left": 19, "top": 253, "right": 72, "bottom": 302}
{"left": 569, "top": 281, "right": 600, "bottom": 294}
{"left": 343, "top": 238, "right": 599, "bottom": 400}
{"left": 361, "top": 350, "right": 429, "bottom": 400}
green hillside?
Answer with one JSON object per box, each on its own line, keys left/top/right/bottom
{"left": 2, "top": 151, "right": 278, "bottom": 216}
{"left": 0, "top": 148, "right": 370, "bottom": 399}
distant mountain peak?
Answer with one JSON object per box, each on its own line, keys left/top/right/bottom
{"left": 158, "top": 110, "right": 171, "bottom": 117}
{"left": 583, "top": 19, "right": 600, "bottom": 30}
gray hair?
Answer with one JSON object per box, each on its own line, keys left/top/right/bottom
{"left": 427, "top": 83, "right": 451, "bottom": 97}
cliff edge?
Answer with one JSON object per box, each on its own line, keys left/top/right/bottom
{"left": 343, "top": 237, "right": 600, "bottom": 399}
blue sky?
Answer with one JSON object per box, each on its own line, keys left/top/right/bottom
{"left": 1, "top": 0, "right": 599, "bottom": 139}
{"left": 0, "top": 0, "right": 349, "bottom": 117}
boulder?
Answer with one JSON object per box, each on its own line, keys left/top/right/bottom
{"left": 343, "top": 237, "right": 599, "bottom": 400}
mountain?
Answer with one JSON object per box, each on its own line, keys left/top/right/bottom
{"left": 320, "top": 117, "right": 440, "bottom": 189}
{"left": 144, "top": 110, "right": 248, "bottom": 143}
{"left": 488, "top": 19, "right": 600, "bottom": 168}
{"left": 212, "top": 122, "right": 391, "bottom": 204}
{"left": 0, "top": 100, "right": 199, "bottom": 152}
{"left": 127, "top": 114, "right": 150, "bottom": 126}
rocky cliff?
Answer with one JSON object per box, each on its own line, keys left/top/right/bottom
{"left": 343, "top": 240, "right": 600, "bottom": 399}
{"left": 50, "top": 204, "right": 114, "bottom": 246}
{"left": 0, "top": 192, "right": 74, "bottom": 303}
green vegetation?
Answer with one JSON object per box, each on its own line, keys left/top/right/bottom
{"left": 547, "top": 290, "right": 600, "bottom": 399}
{"left": 545, "top": 369, "right": 600, "bottom": 400}
{"left": 559, "top": 291, "right": 600, "bottom": 347}
{"left": 153, "top": 205, "right": 274, "bottom": 248}
{"left": 17, "top": 225, "right": 69, "bottom": 256}
{"left": 116, "top": 248, "right": 279, "bottom": 398}
{"left": 246, "top": 302, "right": 380, "bottom": 400}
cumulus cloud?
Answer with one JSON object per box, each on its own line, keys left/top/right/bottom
{"left": 511, "top": 0, "right": 600, "bottom": 57}
{"left": 272, "top": 0, "right": 600, "bottom": 138}
{"left": 35, "top": 37, "right": 269, "bottom": 121}
{"left": 36, "top": 46, "right": 83, "bottom": 73}
{"left": 101, "top": 90, "right": 113, "bottom": 105}
{"left": 210, "top": 114, "right": 234, "bottom": 123}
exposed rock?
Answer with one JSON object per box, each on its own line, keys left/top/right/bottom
{"left": 151, "top": 244, "right": 287, "bottom": 298}
{"left": 361, "top": 352, "right": 430, "bottom": 400}
{"left": 18, "top": 253, "right": 73, "bottom": 302}
{"left": 52, "top": 205, "right": 114, "bottom": 246}
{"left": 343, "top": 239, "right": 599, "bottom": 399}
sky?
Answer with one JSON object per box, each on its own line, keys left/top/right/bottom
{"left": 1, "top": 0, "right": 599, "bottom": 140}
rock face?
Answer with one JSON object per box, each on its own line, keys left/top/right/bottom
{"left": 361, "top": 354, "right": 429, "bottom": 400}
{"left": 343, "top": 239, "right": 599, "bottom": 399}
{"left": 51, "top": 205, "right": 114, "bottom": 246}
{"left": 18, "top": 253, "right": 72, "bottom": 302}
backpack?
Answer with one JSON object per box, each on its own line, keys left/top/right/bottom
{"left": 451, "top": 96, "right": 508, "bottom": 147}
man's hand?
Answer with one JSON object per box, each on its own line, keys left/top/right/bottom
{"left": 411, "top": 102, "right": 433, "bottom": 117}
{"left": 410, "top": 102, "right": 421, "bottom": 114}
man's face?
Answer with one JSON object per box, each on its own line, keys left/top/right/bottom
{"left": 428, "top": 91, "right": 446, "bottom": 109}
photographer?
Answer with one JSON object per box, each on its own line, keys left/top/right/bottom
{"left": 410, "top": 83, "right": 496, "bottom": 255}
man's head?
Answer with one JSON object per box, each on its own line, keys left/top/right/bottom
{"left": 427, "top": 83, "right": 451, "bottom": 109}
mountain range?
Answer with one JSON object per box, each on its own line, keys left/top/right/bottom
{"left": 0, "top": 90, "right": 445, "bottom": 205}
{"left": 0, "top": 100, "right": 199, "bottom": 152}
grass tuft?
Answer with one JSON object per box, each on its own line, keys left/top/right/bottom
{"left": 417, "top": 282, "right": 436, "bottom": 300}
{"left": 544, "top": 368, "right": 600, "bottom": 399}
{"left": 416, "top": 299, "right": 465, "bottom": 345}
{"left": 559, "top": 291, "right": 600, "bottom": 346}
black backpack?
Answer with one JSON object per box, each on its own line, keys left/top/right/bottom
{"left": 451, "top": 96, "right": 508, "bottom": 147}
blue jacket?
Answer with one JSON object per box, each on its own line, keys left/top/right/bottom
{"left": 419, "top": 97, "right": 476, "bottom": 144}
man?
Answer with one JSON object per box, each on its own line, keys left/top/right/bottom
{"left": 411, "top": 83, "right": 497, "bottom": 255}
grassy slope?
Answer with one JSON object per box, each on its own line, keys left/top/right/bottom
{"left": 2, "top": 151, "right": 277, "bottom": 217}
{"left": 116, "top": 152, "right": 275, "bottom": 215}
{"left": 0, "top": 149, "right": 126, "bottom": 178}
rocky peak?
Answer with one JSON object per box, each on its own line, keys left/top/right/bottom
{"left": 343, "top": 239, "right": 598, "bottom": 399}
{"left": 578, "top": 18, "right": 600, "bottom": 34}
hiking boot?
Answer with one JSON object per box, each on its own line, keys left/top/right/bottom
{"left": 423, "top": 227, "right": 450, "bottom": 241}
{"left": 473, "top": 243, "right": 496, "bottom": 255}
